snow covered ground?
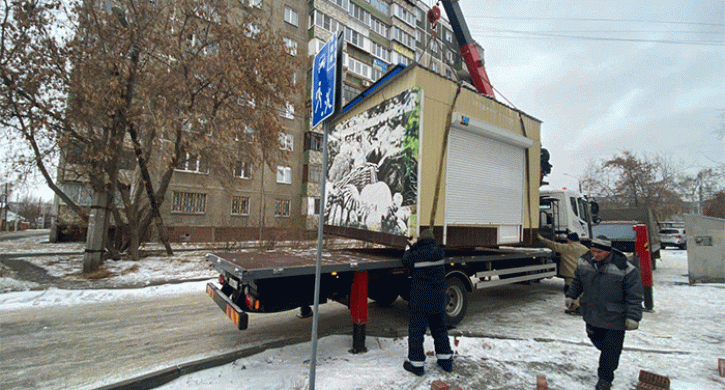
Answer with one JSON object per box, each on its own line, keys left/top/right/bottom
{"left": 1, "top": 234, "right": 723, "bottom": 390}
{"left": 152, "top": 249, "right": 725, "bottom": 390}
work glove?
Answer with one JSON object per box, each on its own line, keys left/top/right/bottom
{"left": 625, "top": 318, "right": 639, "bottom": 331}
{"left": 565, "top": 297, "right": 575, "bottom": 311}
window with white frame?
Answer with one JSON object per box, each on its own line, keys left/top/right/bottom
{"left": 349, "top": 2, "right": 371, "bottom": 26}
{"left": 344, "top": 27, "right": 368, "bottom": 51}
{"left": 234, "top": 160, "right": 252, "bottom": 179}
{"left": 346, "top": 55, "right": 371, "bottom": 79}
{"left": 176, "top": 152, "right": 208, "bottom": 173}
{"left": 371, "top": 42, "right": 389, "bottom": 62}
{"left": 314, "top": 10, "right": 341, "bottom": 33}
{"left": 445, "top": 30, "right": 452, "bottom": 43}
{"left": 329, "top": 0, "right": 348, "bottom": 10}
{"left": 279, "top": 133, "right": 294, "bottom": 151}
{"left": 391, "top": 27, "right": 415, "bottom": 49}
{"left": 276, "top": 166, "right": 292, "bottom": 184}
{"left": 231, "top": 196, "right": 250, "bottom": 216}
{"left": 283, "top": 38, "right": 297, "bottom": 56}
{"left": 372, "top": 66, "right": 384, "bottom": 81}
{"left": 371, "top": 18, "right": 388, "bottom": 38}
{"left": 446, "top": 50, "right": 454, "bottom": 63}
{"left": 284, "top": 6, "right": 298, "bottom": 27}
{"left": 275, "top": 199, "right": 291, "bottom": 217}
{"left": 172, "top": 191, "right": 207, "bottom": 213}
{"left": 392, "top": 4, "right": 415, "bottom": 26}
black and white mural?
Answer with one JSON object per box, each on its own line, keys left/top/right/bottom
{"left": 324, "top": 87, "right": 421, "bottom": 237}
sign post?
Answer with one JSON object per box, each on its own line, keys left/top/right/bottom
{"left": 309, "top": 31, "right": 342, "bottom": 390}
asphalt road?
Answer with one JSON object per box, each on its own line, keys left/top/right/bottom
{"left": 0, "top": 278, "right": 563, "bottom": 390}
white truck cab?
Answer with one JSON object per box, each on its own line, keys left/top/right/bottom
{"left": 540, "top": 186, "right": 600, "bottom": 243}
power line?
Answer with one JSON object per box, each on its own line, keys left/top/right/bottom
{"left": 465, "top": 15, "right": 725, "bottom": 28}
{"left": 470, "top": 28, "right": 725, "bottom": 46}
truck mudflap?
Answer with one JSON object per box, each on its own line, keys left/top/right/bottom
{"left": 206, "top": 283, "right": 248, "bottom": 330}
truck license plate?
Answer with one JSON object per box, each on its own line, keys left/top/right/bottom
{"left": 228, "top": 278, "right": 238, "bottom": 290}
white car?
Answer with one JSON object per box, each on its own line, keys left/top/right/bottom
{"left": 659, "top": 228, "right": 686, "bottom": 249}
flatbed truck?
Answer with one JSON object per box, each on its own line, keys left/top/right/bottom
{"left": 206, "top": 246, "right": 555, "bottom": 333}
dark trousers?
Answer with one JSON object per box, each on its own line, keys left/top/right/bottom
{"left": 586, "top": 323, "right": 625, "bottom": 382}
{"left": 408, "top": 311, "right": 452, "bottom": 363}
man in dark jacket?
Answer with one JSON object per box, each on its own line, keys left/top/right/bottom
{"left": 401, "top": 229, "right": 453, "bottom": 376}
{"left": 566, "top": 236, "right": 644, "bottom": 390}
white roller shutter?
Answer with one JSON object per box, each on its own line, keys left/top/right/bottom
{"left": 445, "top": 113, "right": 533, "bottom": 244}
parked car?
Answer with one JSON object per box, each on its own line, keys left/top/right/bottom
{"left": 659, "top": 228, "right": 687, "bottom": 249}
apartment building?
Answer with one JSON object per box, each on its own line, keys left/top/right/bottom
{"left": 53, "top": 0, "right": 467, "bottom": 242}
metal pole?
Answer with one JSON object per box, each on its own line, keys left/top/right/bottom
{"left": 309, "top": 120, "right": 330, "bottom": 390}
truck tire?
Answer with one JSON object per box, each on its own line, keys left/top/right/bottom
{"left": 445, "top": 277, "right": 468, "bottom": 327}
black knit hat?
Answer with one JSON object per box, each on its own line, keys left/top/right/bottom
{"left": 591, "top": 236, "right": 612, "bottom": 251}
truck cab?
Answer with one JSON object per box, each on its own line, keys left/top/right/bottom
{"left": 539, "top": 187, "right": 600, "bottom": 243}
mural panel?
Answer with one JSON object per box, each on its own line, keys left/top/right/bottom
{"left": 324, "top": 87, "right": 421, "bottom": 237}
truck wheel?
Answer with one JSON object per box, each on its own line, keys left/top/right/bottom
{"left": 445, "top": 277, "right": 468, "bottom": 327}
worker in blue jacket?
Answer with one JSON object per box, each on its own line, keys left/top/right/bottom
{"left": 401, "top": 228, "right": 453, "bottom": 376}
{"left": 566, "top": 236, "right": 644, "bottom": 390}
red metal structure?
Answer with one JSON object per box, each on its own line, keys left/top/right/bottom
{"left": 428, "top": 1, "right": 495, "bottom": 98}
{"left": 634, "top": 224, "right": 654, "bottom": 310}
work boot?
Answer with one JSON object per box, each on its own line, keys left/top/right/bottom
{"left": 594, "top": 378, "right": 612, "bottom": 390}
{"left": 403, "top": 361, "right": 424, "bottom": 376}
{"left": 437, "top": 358, "right": 453, "bottom": 372}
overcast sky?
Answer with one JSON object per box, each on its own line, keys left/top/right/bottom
{"left": 458, "top": 0, "right": 724, "bottom": 193}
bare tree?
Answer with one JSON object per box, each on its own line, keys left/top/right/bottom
{"left": 1, "top": 0, "right": 297, "bottom": 268}
{"left": 581, "top": 150, "right": 684, "bottom": 219}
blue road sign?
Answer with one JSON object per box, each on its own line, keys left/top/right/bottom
{"left": 311, "top": 33, "right": 338, "bottom": 128}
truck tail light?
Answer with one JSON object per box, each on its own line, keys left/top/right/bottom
{"left": 674, "top": 235, "right": 682, "bottom": 238}
{"left": 245, "top": 294, "right": 260, "bottom": 311}
{"left": 218, "top": 274, "right": 226, "bottom": 285}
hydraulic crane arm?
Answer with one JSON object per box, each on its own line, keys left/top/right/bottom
{"left": 431, "top": 1, "right": 495, "bottom": 98}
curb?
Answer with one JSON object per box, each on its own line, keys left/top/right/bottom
{"left": 94, "top": 336, "right": 311, "bottom": 390}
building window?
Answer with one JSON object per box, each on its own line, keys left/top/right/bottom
{"left": 371, "top": 18, "right": 388, "bottom": 38}
{"left": 349, "top": 2, "right": 371, "bottom": 26}
{"left": 231, "top": 196, "right": 250, "bottom": 216}
{"left": 313, "top": 10, "right": 342, "bottom": 33}
{"left": 172, "top": 191, "right": 207, "bottom": 213}
{"left": 342, "top": 83, "right": 359, "bottom": 104}
{"left": 445, "top": 30, "right": 453, "bottom": 43}
{"left": 275, "top": 199, "right": 291, "bottom": 217}
{"left": 371, "top": 42, "right": 389, "bottom": 62}
{"left": 234, "top": 161, "right": 252, "bottom": 179}
{"left": 392, "top": 4, "right": 415, "bottom": 26}
{"left": 283, "top": 37, "right": 297, "bottom": 56}
{"left": 344, "top": 27, "right": 369, "bottom": 51}
{"left": 308, "top": 164, "right": 322, "bottom": 183}
{"left": 329, "top": 0, "right": 348, "bottom": 11}
{"left": 279, "top": 133, "right": 294, "bottom": 151}
{"left": 284, "top": 6, "right": 298, "bottom": 27}
{"left": 176, "top": 152, "right": 208, "bottom": 173}
{"left": 304, "top": 131, "right": 323, "bottom": 151}
{"left": 346, "top": 55, "right": 371, "bottom": 79}
{"left": 276, "top": 166, "right": 292, "bottom": 184}
{"left": 391, "top": 27, "right": 415, "bottom": 49}
{"left": 371, "top": 0, "right": 389, "bottom": 15}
